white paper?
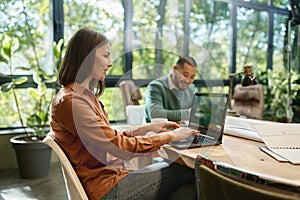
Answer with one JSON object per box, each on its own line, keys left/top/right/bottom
{"left": 259, "top": 146, "right": 289, "bottom": 162}
{"left": 254, "top": 124, "right": 300, "bottom": 164}
{"left": 224, "top": 116, "right": 273, "bottom": 142}
{"left": 224, "top": 125, "right": 262, "bottom": 142}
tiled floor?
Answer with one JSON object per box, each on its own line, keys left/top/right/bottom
{"left": 0, "top": 162, "right": 68, "bottom": 200}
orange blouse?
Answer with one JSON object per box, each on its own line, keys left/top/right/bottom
{"left": 50, "top": 83, "right": 171, "bottom": 199}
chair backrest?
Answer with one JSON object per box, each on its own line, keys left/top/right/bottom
{"left": 119, "top": 80, "right": 146, "bottom": 124}
{"left": 43, "top": 134, "right": 88, "bottom": 200}
{"left": 232, "top": 84, "right": 264, "bottom": 119}
{"left": 119, "top": 80, "right": 142, "bottom": 106}
{"left": 195, "top": 155, "right": 300, "bottom": 200}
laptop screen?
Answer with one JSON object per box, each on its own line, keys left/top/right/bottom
{"left": 188, "top": 92, "right": 228, "bottom": 142}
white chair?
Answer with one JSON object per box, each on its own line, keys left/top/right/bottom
{"left": 43, "top": 134, "right": 88, "bottom": 200}
{"left": 126, "top": 104, "right": 146, "bottom": 124}
{"left": 119, "top": 79, "right": 146, "bottom": 125}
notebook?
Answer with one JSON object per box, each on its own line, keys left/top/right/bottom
{"left": 169, "top": 92, "right": 228, "bottom": 149}
{"left": 254, "top": 123, "right": 300, "bottom": 164}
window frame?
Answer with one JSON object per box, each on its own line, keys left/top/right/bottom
{"left": 0, "top": 0, "right": 298, "bottom": 129}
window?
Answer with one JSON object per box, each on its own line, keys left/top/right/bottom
{"left": 63, "top": 0, "right": 124, "bottom": 76}
{"left": 236, "top": 7, "right": 268, "bottom": 72}
{"left": 63, "top": 0, "right": 125, "bottom": 121}
{"left": 190, "top": 0, "right": 230, "bottom": 81}
{"left": 273, "top": 13, "right": 289, "bottom": 72}
{"left": 0, "top": 0, "right": 52, "bottom": 128}
{"left": 0, "top": 0, "right": 298, "bottom": 128}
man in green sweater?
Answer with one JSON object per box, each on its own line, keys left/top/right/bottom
{"left": 145, "top": 56, "right": 198, "bottom": 123}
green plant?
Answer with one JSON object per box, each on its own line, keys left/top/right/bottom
{"left": 0, "top": 34, "right": 63, "bottom": 139}
{"left": 263, "top": 69, "right": 300, "bottom": 122}
{"left": 0, "top": 35, "right": 28, "bottom": 130}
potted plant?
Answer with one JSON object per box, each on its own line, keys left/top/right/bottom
{"left": 0, "top": 34, "right": 63, "bottom": 178}
{"left": 263, "top": 69, "right": 300, "bottom": 123}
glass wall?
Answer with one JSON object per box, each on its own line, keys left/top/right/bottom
{"left": 190, "top": 0, "right": 230, "bottom": 80}
{"left": 0, "top": 0, "right": 52, "bottom": 127}
{"left": 130, "top": 0, "right": 188, "bottom": 80}
{"left": 273, "top": 13, "right": 290, "bottom": 72}
{"left": 63, "top": 0, "right": 124, "bottom": 76}
{"left": 0, "top": 0, "right": 299, "bottom": 128}
{"left": 236, "top": 7, "right": 268, "bottom": 72}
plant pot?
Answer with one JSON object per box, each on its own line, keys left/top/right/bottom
{"left": 10, "top": 134, "right": 52, "bottom": 179}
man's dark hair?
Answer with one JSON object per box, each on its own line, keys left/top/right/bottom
{"left": 176, "top": 56, "right": 197, "bottom": 68}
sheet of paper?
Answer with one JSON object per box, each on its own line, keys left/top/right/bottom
{"left": 224, "top": 116, "right": 276, "bottom": 142}
{"left": 259, "top": 146, "right": 289, "bottom": 162}
{"left": 224, "top": 125, "right": 262, "bottom": 142}
{"left": 254, "top": 124, "right": 300, "bottom": 164}
{"left": 271, "top": 149, "right": 300, "bottom": 164}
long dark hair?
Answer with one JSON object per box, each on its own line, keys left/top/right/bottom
{"left": 58, "top": 28, "right": 109, "bottom": 96}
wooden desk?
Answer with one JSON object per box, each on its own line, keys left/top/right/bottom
{"left": 158, "top": 134, "right": 300, "bottom": 188}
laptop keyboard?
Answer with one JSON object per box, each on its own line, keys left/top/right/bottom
{"left": 192, "top": 134, "right": 215, "bottom": 144}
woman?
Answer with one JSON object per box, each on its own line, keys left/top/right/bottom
{"left": 50, "top": 28, "right": 198, "bottom": 200}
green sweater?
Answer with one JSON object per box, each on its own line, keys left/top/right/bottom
{"left": 145, "top": 76, "right": 195, "bottom": 122}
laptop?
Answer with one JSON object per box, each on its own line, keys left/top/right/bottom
{"left": 169, "top": 92, "right": 228, "bottom": 149}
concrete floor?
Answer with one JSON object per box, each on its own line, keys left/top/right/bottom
{"left": 0, "top": 162, "right": 68, "bottom": 200}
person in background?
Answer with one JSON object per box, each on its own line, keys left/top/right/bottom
{"left": 145, "top": 56, "right": 198, "bottom": 123}
{"left": 49, "top": 28, "right": 198, "bottom": 200}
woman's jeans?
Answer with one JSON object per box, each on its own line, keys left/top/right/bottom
{"left": 102, "top": 161, "right": 196, "bottom": 200}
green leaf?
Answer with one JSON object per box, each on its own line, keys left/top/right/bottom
{"left": 3, "top": 36, "right": 11, "bottom": 58}
{"left": 15, "top": 66, "right": 31, "bottom": 71}
{"left": 26, "top": 114, "right": 42, "bottom": 127}
{"left": 27, "top": 88, "right": 40, "bottom": 101}
{"left": 11, "top": 38, "right": 19, "bottom": 55}
{"left": 0, "top": 53, "right": 8, "bottom": 64}
{"left": 53, "top": 44, "right": 60, "bottom": 59}
{"left": 39, "top": 111, "right": 48, "bottom": 122}
{"left": 39, "top": 82, "right": 47, "bottom": 94}
{"left": 2, "top": 35, "right": 19, "bottom": 58}
{"left": 45, "top": 75, "right": 57, "bottom": 84}
{"left": 32, "top": 71, "right": 42, "bottom": 85}
{"left": 53, "top": 39, "right": 64, "bottom": 59}
{"left": 282, "top": 79, "right": 288, "bottom": 86}
{"left": 12, "top": 77, "right": 28, "bottom": 85}
{"left": 0, "top": 82, "right": 14, "bottom": 92}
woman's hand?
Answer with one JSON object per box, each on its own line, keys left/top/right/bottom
{"left": 128, "top": 121, "right": 180, "bottom": 136}
{"left": 149, "top": 121, "right": 180, "bottom": 133}
{"left": 169, "top": 127, "right": 199, "bottom": 142}
{"left": 157, "top": 121, "right": 180, "bottom": 132}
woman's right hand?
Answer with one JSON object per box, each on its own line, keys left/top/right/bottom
{"left": 170, "top": 127, "right": 199, "bottom": 142}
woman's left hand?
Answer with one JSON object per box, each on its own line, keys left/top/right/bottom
{"left": 128, "top": 121, "right": 180, "bottom": 136}
{"left": 150, "top": 121, "right": 180, "bottom": 133}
